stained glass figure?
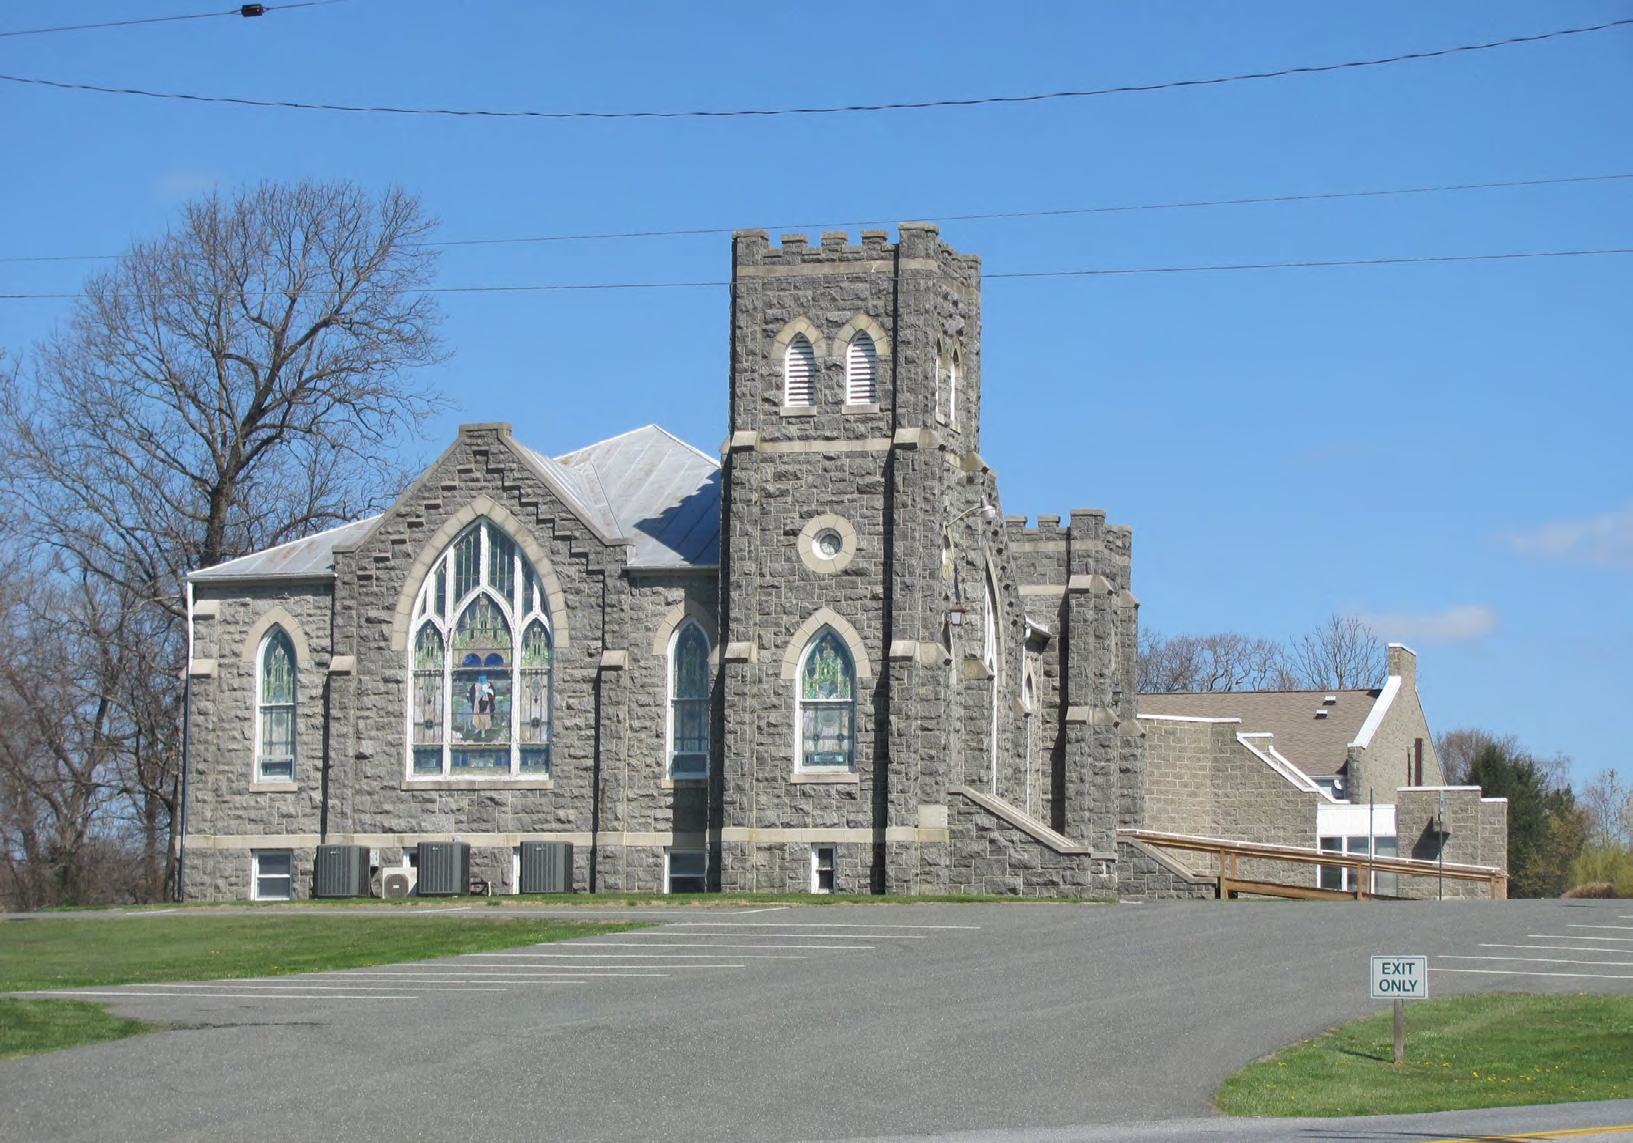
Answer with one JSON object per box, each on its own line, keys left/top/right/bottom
{"left": 406, "top": 520, "right": 551, "bottom": 777}
{"left": 257, "top": 629, "right": 296, "bottom": 780}
{"left": 670, "top": 623, "right": 710, "bottom": 776}
{"left": 800, "top": 629, "right": 855, "bottom": 770}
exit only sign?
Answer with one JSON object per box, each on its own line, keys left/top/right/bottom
{"left": 1371, "top": 955, "right": 1429, "bottom": 1000}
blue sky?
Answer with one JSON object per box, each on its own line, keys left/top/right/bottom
{"left": 2, "top": 1, "right": 1628, "bottom": 788}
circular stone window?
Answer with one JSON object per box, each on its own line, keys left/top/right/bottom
{"left": 813, "top": 529, "right": 844, "bottom": 559}
{"left": 798, "top": 514, "right": 858, "bottom": 574}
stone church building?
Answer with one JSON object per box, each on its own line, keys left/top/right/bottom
{"left": 179, "top": 225, "right": 1216, "bottom": 901}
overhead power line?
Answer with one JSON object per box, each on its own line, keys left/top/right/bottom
{"left": 0, "top": 18, "right": 1626, "bottom": 120}
{"left": 3, "top": 171, "right": 1628, "bottom": 265}
{"left": 0, "top": 2, "right": 346, "bottom": 40}
{"left": 3, "top": 247, "right": 1628, "bottom": 301}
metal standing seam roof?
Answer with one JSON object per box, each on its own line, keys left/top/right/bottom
{"left": 188, "top": 516, "right": 382, "bottom": 582}
{"left": 556, "top": 425, "right": 721, "bottom": 569}
{"left": 1137, "top": 689, "right": 1383, "bottom": 777}
{"left": 187, "top": 424, "right": 722, "bottom": 582}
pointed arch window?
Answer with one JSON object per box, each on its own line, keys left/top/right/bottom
{"left": 407, "top": 520, "right": 553, "bottom": 777}
{"left": 784, "top": 334, "right": 816, "bottom": 406}
{"left": 668, "top": 622, "right": 711, "bottom": 778}
{"left": 798, "top": 629, "right": 856, "bottom": 771}
{"left": 256, "top": 628, "right": 296, "bottom": 781}
{"left": 845, "top": 332, "right": 878, "bottom": 405}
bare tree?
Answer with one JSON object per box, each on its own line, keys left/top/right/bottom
{"left": 0, "top": 181, "right": 446, "bottom": 900}
{"left": 1287, "top": 613, "right": 1386, "bottom": 690}
{"left": 1139, "top": 630, "right": 1298, "bottom": 692}
{"left": 0, "top": 566, "right": 135, "bottom": 910}
{"left": 1581, "top": 768, "right": 1633, "bottom": 848}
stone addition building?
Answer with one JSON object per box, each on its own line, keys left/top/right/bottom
{"left": 180, "top": 225, "right": 1194, "bottom": 901}
{"left": 1139, "top": 644, "right": 1508, "bottom": 897}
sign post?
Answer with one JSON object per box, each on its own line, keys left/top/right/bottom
{"left": 1370, "top": 955, "right": 1428, "bottom": 1065}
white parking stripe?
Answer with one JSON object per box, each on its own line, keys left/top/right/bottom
{"left": 1435, "top": 968, "right": 1633, "bottom": 981}
{"left": 1569, "top": 924, "right": 1633, "bottom": 932}
{"left": 489, "top": 952, "right": 802, "bottom": 960}
{"left": 1529, "top": 934, "right": 1633, "bottom": 942}
{"left": 318, "top": 971, "right": 669, "bottom": 979}
{"left": 126, "top": 981, "right": 507, "bottom": 992}
{"left": 666, "top": 922, "right": 980, "bottom": 930}
{"left": 1442, "top": 955, "right": 1633, "bottom": 967}
{"left": 630, "top": 930, "right": 927, "bottom": 940}
{"left": 567, "top": 941, "right": 873, "bottom": 950}
{"left": 1484, "top": 943, "right": 1633, "bottom": 955}
{"left": 23, "top": 990, "right": 419, "bottom": 1000}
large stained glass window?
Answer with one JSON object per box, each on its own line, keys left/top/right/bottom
{"left": 669, "top": 622, "right": 711, "bottom": 777}
{"left": 406, "top": 520, "right": 553, "bottom": 777}
{"left": 799, "top": 629, "right": 855, "bottom": 771}
{"left": 257, "top": 628, "right": 296, "bottom": 781}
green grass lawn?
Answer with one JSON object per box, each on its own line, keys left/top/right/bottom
{"left": 1216, "top": 993, "right": 1633, "bottom": 1117}
{"left": 0, "top": 999, "right": 154, "bottom": 1061}
{"left": 0, "top": 914, "right": 644, "bottom": 993}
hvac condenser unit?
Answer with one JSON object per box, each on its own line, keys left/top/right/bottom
{"left": 519, "top": 841, "right": 573, "bottom": 894}
{"left": 313, "top": 844, "right": 370, "bottom": 898}
{"left": 379, "top": 868, "right": 418, "bottom": 899}
{"left": 416, "top": 841, "right": 470, "bottom": 896}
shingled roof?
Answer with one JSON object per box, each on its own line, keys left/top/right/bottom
{"left": 1138, "top": 689, "right": 1384, "bottom": 777}
{"left": 189, "top": 424, "right": 721, "bottom": 583}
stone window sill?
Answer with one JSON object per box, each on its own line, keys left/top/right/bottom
{"left": 249, "top": 781, "right": 299, "bottom": 793}
{"left": 790, "top": 771, "right": 860, "bottom": 784}
{"left": 402, "top": 777, "right": 555, "bottom": 791}
{"left": 662, "top": 777, "right": 709, "bottom": 789}
{"left": 779, "top": 405, "right": 818, "bottom": 417}
{"left": 842, "top": 403, "right": 880, "bottom": 415}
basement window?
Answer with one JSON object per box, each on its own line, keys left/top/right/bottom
{"left": 252, "top": 850, "right": 293, "bottom": 901}
{"left": 666, "top": 850, "right": 707, "bottom": 894}
{"left": 811, "top": 846, "right": 835, "bottom": 894}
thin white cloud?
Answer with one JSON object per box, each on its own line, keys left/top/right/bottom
{"left": 1362, "top": 605, "right": 1498, "bottom": 644}
{"left": 153, "top": 170, "right": 221, "bottom": 205}
{"left": 1505, "top": 505, "right": 1633, "bottom": 570}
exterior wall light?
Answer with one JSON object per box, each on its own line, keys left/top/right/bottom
{"left": 947, "top": 605, "right": 967, "bottom": 628}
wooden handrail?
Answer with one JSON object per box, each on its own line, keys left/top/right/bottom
{"left": 1118, "top": 827, "right": 1508, "bottom": 901}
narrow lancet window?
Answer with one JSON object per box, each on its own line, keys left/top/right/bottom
{"left": 785, "top": 334, "right": 816, "bottom": 406}
{"left": 846, "top": 332, "right": 878, "bottom": 404}
{"left": 257, "top": 628, "right": 296, "bottom": 781}
{"left": 669, "top": 622, "right": 711, "bottom": 777}
{"left": 799, "top": 629, "right": 855, "bottom": 770}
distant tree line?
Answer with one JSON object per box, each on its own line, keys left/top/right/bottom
{"left": 1138, "top": 613, "right": 1388, "bottom": 693}
{"left": 0, "top": 181, "right": 444, "bottom": 910}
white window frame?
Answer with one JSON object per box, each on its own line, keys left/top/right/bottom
{"left": 784, "top": 335, "right": 816, "bottom": 406}
{"left": 844, "top": 332, "right": 878, "bottom": 405}
{"left": 810, "top": 845, "right": 835, "bottom": 894}
{"left": 666, "top": 621, "right": 711, "bottom": 779}
{"left": 255, "top": 627, "right": 297, "bottom": 783}
{"left": 405, "top": 520, "right": 554, "bottom": 779}
{"left": 794, "top": 628, "right": 857, "bottom": 773}
{"left": 665, "top": 849, "right": 707, "bottom": 894}
{"left": 251, "top": 850, "right": 294, "bottom": 901}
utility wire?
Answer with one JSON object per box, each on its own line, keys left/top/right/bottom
{"left": 3, "top": 247, "right": 1628, "bottom": 300}
{"left": 0, "top": 2, "right": 347, "bottom": 40}
{"left": 4, "top": 171, "right": 1629, "bottom": 265}
{"left": 0, "top": 18, "right": 1626, "bottom": 120}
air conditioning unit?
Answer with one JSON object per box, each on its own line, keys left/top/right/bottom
{"left": 416, "top": 841, "right": 469, "bottom": 896}
{"left": 379, "top": 868, "right": 418, "bottom": 900}
{"left": 313, "top": 844, "right": 370, "bottom": 898}
{"left": 519, "top": 841, "right": 573, "bottom": 894}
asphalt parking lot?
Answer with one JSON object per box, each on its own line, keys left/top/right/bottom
{"left": 4, "top": 898, "right": 1633, "bottom": 1142}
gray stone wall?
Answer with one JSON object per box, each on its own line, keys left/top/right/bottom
{"left": 1397, "top": 787, "right": 1507, "bottom": 899}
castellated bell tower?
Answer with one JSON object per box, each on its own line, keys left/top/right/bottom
{"left": 718, "top": 223, "right": 1094, "bottom": 894}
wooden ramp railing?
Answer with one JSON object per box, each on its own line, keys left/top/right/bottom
{"left": 1118, "top": 828, "right": 1508, "bottom": 901}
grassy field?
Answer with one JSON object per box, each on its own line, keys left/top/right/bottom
{"left": 1216, "top": 993, "right": 1633, "bottom": 1117}
{"left": 0, "top": 914, "right": 644, "bottom": 993}
{"left": 0, "top": 999, "right": 154, "bottom": 1061}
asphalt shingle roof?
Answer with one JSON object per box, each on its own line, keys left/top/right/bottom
{"left": 1138, "top": 689, "right": 1384, "bottom": 777}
